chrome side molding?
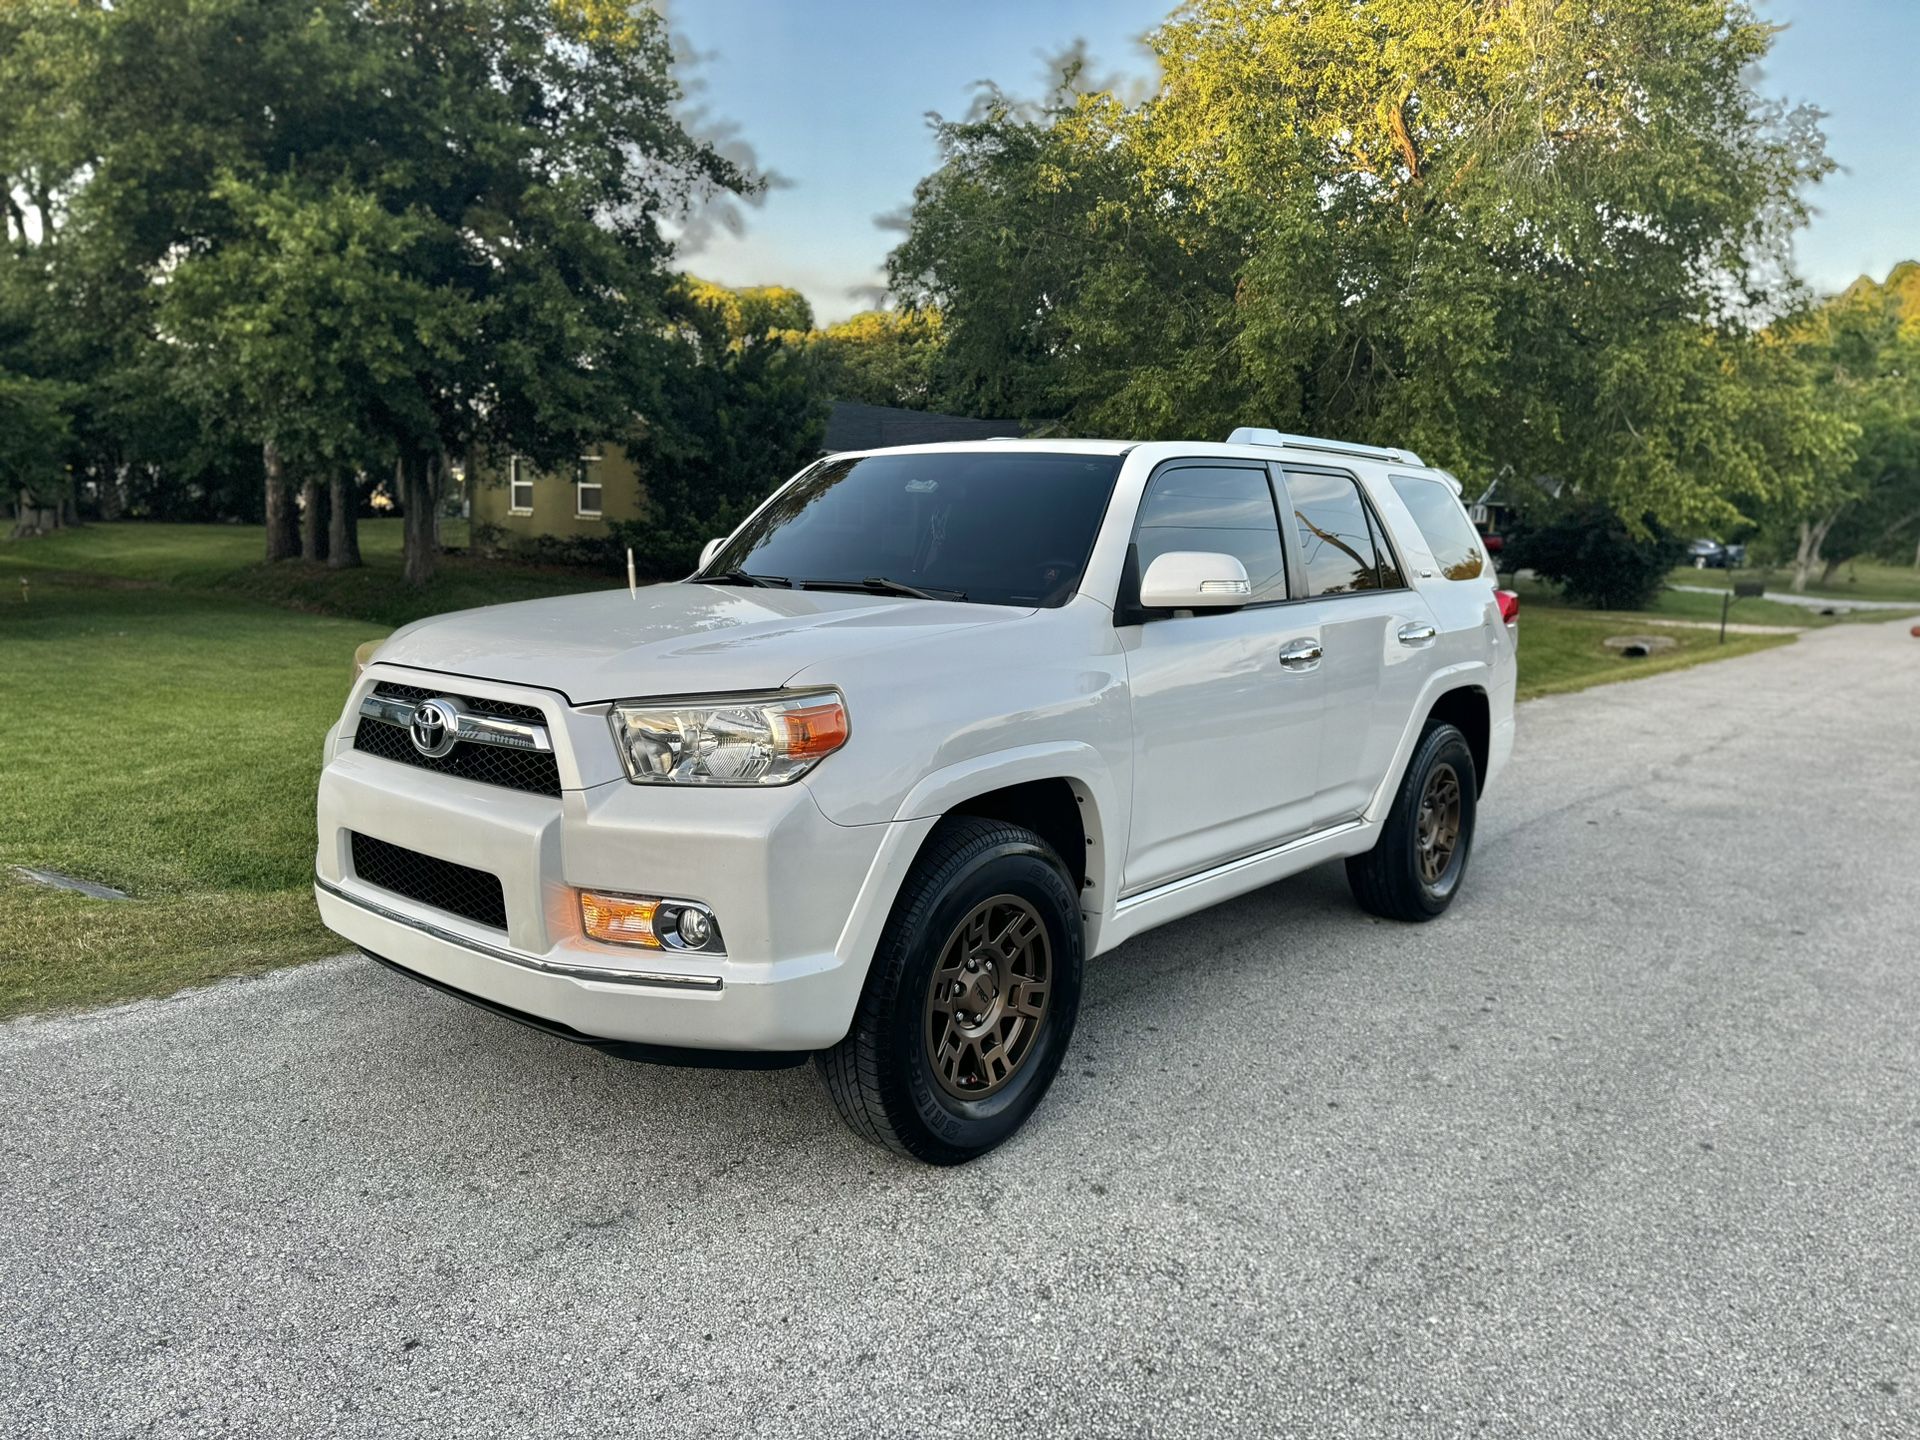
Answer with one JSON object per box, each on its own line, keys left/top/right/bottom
{"left": 1113, "top": 819, "right": 1368, "bottom": 913}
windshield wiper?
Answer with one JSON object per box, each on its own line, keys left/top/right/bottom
{"left": 799, "top": 576, "right": 967, "bottom": 602}
{"left": 690, "top": 570, "right": 791, "bottom": 588}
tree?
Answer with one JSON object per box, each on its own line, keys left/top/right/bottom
{"left": 0, "top": 367, "right": 72, "bottom": 535}
{"left": 612, "top": 276, "right": 829, "bottom": 575}
{"left": 1771, "top": 266, "right": 1920, "bottom": 587}
{"left": 891, "top": 1, "right": 1845, "bottom": 536}
{"left": 17, "top": 0, "right": 750, "bottom": 580}
{"left": 806, "top": 307, "right": 951, "bottom": 410}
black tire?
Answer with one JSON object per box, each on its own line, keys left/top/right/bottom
{"left": 1345, "top": 722, "right": 1478, "bottom": 922}
{"left": 816, "top": 817, "right": 1084, "bottom": 1164}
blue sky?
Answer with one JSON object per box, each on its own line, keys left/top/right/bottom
{"left": 671, "top": 0, "right": 1919, "bottom": 324}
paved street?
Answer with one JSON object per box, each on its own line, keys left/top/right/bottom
{"left": 4, "top": 621, "right": 1917, "bottom": 1439}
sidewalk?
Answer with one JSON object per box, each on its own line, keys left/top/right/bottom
{"left": 1669, "top": 582, "right": 1920, "bottom": 612}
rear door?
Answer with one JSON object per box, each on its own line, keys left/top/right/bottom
{"left": 1119, "top": 460, "right": 1326, "bottom": 894}
{"left": 1275, "top": 465, "right": 1440, "bottom": 825}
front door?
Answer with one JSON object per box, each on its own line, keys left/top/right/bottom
{"left": 1120, "top": 461, "right": 1326, "bottom": 895}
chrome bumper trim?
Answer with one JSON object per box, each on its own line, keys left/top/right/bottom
{"left": 315, "top": 874, "right": 725, "bottom": 992}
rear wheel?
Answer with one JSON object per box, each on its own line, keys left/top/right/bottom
{"left": 816, "top": 817, "right": 1083, "bottom": 1164}
{"left": 1345, "top": 722, "right": 1477, "bottom": 922}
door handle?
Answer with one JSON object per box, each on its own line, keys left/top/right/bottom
{"left": 1278, "top": 638, "right": 1323, "bottom": 672}
{"left": 1397, "top": 622, "right": 1438, "bottom": 646}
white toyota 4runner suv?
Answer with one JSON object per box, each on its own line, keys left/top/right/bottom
{"left": 316, "top": 429, "right": 1516, "bottom": 1163}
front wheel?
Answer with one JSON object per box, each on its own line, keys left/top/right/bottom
{"left": 1345, "top": 722, "right": 1477, "bottom": 922}
{"left": 816, "top": 817, "right": 1084, "bottom": 1164}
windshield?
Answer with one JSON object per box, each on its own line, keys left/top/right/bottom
{"left": 700, "top": 450, "right": 1124, "bottom": 607}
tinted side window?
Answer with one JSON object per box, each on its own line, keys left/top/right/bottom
{"left": 1134, "top": 464, "right": 1288, "bottom": 602}
{"left": 1391, "top": 475, "right": 1485, "bottom": 580}
{"left": 1285, "top": 470, "right": 1389, "bottom": 596}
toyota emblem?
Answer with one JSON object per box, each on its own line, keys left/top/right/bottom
{"left": 408, "top": 698, "right": 461, "bottom": 758}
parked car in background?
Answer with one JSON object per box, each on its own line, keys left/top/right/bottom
{"left": 1686, "top": 538, "right": 1747, "bottom": 569}
{"left": 316, "top": 429, "right": 1518, "bottom": 1163}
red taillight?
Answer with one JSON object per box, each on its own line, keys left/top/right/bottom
{"left": 1495, "top": 589, "right": 1519, "bottom": 625}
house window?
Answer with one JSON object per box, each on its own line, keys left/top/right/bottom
{"left": 508, "top": 457, "right": 533, "bottom": 515}
{"left": 575, "top": 456, "right": 604, "bottom": 519}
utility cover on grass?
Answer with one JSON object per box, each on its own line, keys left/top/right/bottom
{"left": 1603, "top": 635, "right": 1679, "bottom": 659}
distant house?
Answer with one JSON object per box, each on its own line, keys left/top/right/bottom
{"left": 468, "top": 442, "right": 641, "bottom": 543}
{"left": 470, "top": 401, "right": 1024, "bottom": 544}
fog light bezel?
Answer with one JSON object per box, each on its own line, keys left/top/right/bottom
{"left": 579, "top": 889, "right": 725, "bottom": 956}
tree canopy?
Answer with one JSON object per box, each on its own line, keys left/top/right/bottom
{"left": 4, "top": 0, "right": 750, "bottom": 577}
{"left": 890, "top": 0, "right": 1851, "bottom": 535}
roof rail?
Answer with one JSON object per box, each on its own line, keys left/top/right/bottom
{"left": 1225, "top": 427, "right": 1423, "bottom": 467}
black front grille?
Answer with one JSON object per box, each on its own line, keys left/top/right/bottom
{"left": 350, "top": 832, "right": 507, "bottom": 931}
{"left": 353, "top": 682, "right": 562, "bottom": 797}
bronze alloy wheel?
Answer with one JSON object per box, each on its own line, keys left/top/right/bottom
{"left": 924, "top": 894, "right": 1052, "bottom": 1100}
{"left": 1416, "top": 761, "right": 1463, "bottom": 888}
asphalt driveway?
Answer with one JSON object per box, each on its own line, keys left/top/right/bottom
{"left": 4, "top": 620, "right": 1917, "bottom": 1438}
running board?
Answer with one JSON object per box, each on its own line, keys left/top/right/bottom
{"left": 1095, "top": 820, "right": 1372, "bottom": 954}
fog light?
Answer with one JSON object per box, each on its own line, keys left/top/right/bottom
{"left": 580, "top": 892, "right": 661, "bottom": 948}
{"left": 674, "top": 906, "right": 713, "bottom": 949}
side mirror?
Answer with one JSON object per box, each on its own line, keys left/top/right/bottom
{"left": 1138, "top": 551, "right": 1252, "bottom": 612}
{"left": 698, "top": 537, "right": 726, "bottom": 569}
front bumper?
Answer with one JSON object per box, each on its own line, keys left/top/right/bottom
{"left": 316, "top": 675, "right": 933, "bottom": 1054}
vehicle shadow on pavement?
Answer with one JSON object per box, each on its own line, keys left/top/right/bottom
{"left": 332, "top": 856, "right": 1378, "bottom": 1188}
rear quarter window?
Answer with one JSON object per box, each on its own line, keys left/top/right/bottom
{"left": 1390, "top": 475, "right": 1486, "bottom": 581}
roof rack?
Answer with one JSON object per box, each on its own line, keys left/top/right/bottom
{"left": 1225, "top": 427, "right": 1423, "bottom": 467}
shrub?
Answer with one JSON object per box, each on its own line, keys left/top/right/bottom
{"left": 1503, "top": 501, "right": 1686, "bottom": 610}
{"left": 512, "top": 532, "right": 622, "bottom": 570}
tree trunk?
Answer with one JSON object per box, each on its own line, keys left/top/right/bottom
{"left": 99, "top": 466, "right": 127, "bottom": 521}
{"left": 1790, "top": 508, "right": 1842, "bottom": 593}
{"left": 1789, "top": 521, "right": 1817, "bottom": 593}
{"left": 263, "top": 442, "right": 297, "bottom": 561}
{"left": 401, "top": 451, "right": 440, "bottom": 586}
{"left": 328, "top": 471, "right": 361, "bottom": 569}
{"left": 299, "top": 474, "right": 328, "bottom": 562}
{"left": 1819, "top": 554, "right": 1844, "bottom": 587}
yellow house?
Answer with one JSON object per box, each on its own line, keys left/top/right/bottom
{"left": 469, "top": 443, "right": 646, "bottom": 541}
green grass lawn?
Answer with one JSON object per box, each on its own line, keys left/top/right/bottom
{"left": 1510, "top": 573, "right": 1906, "bottom": 629}
{"left": 0, "top": 574, "right": 362, "bottom": 1015}
{"left": 1666, "top": 557, "right": 1920, "bottom": 607}
{"left": 0, "top": 520, "right": 1835, "bottom": 1019}
{"left": 4, "top": 517, "right": 622, "bottom": 628}
{"left": 0, "top": 520, "right": 622, "bottom": 1018}
{"left": 1514, "top": 609, "right": 1795, "bottom": 700}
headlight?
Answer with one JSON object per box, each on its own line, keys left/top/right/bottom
{"left": 607, "top": 690, "right": 849, "bottom": 785}
{"left": 351, "top": 638, "right": 383, "bottom": 680}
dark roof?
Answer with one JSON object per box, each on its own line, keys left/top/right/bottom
{"left": 822, "top": 400, "right": 1023, "bottom": 453}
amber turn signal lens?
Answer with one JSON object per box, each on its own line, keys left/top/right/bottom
{"left": 775, "top": 699, "right": 850, "bottom": 759}
{"left": 580, "top": 891, "right": 661, "bottom": 948}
